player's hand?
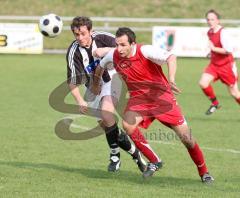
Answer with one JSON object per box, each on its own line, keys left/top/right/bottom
{"left": 78, "top": 100, "right": 88, "bottom": 114}
{"left": 90, "top": 84, "right": 101, "bottom": 95}
{"left": 169, "top": 81, "right": 181, "bottom": 95}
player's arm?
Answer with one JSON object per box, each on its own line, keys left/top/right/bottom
{"left": 209, "top": 29, "right": 233, "bottom": 54}
{"left": 209, "top": 40, "right": 228, "bottom": 54}
{"left": 93, "top": 47, "right": 115, "bottom": 58}
{"left": 66, "top": 47, "right": 88, "bottom": 113}
{"left": 91, "top": 49, "right": 114, "bottom": 95}
{"left": 141, "top": 45, "right": 181, "bottom": 94}
{"left": 92, "top": 33, "right": 116, "bottom": 58}
{"left": 166, "top": 55, "right": 181, "bottom": 94}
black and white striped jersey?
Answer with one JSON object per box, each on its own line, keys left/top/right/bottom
{"left": 66, "top": 31, "right": 116, "bottom": 87}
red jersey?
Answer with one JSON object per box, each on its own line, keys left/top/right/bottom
{"left": 111, "top": 44, "right": 184, "bottom": 127}
{"left": 208, "top": 27, "right": 233, "bottom": 66}
{"left": 113, "top": 44, "right": 170, "bottom": 98}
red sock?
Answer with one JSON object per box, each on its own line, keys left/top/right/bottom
{"left": 188, "top": 143, "right": 208, "bottom": 176}
{"left": 202, "top": 86, "right": 219, "bottom": 105}
{"left": 235, "top": 97, "right": 240, "bottom": 104}
{"left": 130, "top": 128, "right": 160, "bottom": 163}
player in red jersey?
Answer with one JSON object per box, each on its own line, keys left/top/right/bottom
{"left": 92, "top": 27, "right": 214, "bottom": 183}
{"left": 199, "top": 9, "right": 240, "bottom": 115}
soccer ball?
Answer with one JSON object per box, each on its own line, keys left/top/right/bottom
{"left": 39, "top": 13, "right": 63, "bottom": 38}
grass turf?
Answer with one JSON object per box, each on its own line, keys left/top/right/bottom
{"left": 0, "top": 54, "right": 239, "bottom": 197}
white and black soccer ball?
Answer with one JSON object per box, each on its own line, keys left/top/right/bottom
{"left": 39, "top": 13, "right": 63, "bottom": 38}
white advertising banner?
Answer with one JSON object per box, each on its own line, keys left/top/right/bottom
{"left": 0, "top": 23, "right": 43, "bottom": 54}
{"left": 152, "top": 26, "right": 240, "bottom": 58}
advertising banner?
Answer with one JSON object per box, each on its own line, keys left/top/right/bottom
{"left": 0, "top": 23, "right": 43, "bottom": 54}
{"left": 152, "top": 26, "right": 240, "bottom": 58}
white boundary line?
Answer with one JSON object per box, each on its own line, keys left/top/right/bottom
{"left": 149, "top": 140, "right": 240, "bottom": 154}
{"left": 62, "top": 117, "right": 240, "bottom": 155}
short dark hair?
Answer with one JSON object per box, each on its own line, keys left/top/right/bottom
{"left": 116, "top": 27, "right": 136, "bottom": 44}
{"left": 205, "top": 9, "right": 221, "bottom": 19}
{"left": 71, "top": 16, "right": 92, "bottom": 32}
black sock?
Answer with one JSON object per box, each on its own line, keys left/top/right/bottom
{"left": 131, "top": 148, "right": 140, "bottom": 159}
{"left": 118, "top": 129, "right": 133, "bottom": 151}
{"left": 105, "top": 123, "right": 138, "bottom": 158}
{"left": 105, "top": 123, "right": 120, "bottom": 158}
{"left": 118, "top": 129, "right": 139, "bottom": 158}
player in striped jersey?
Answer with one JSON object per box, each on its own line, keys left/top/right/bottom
{"left": 199, "top": 9, "right": 240, "bottom": 115}
{"left": 66, "top": 16, "right": 146, "bottom": 172}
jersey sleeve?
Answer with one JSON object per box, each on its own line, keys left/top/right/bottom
{"left": 220, "top": 29, "right": 233, "bottom": 53}
{"left": 94, "top": 32, "right": 116, "bottom": 47}
{"left": 66, "top": 42, "right": 87, "bottom": 85}
{"left": 100, "top": 49, "right": 114, "bottom": 68}
{"left": 140, "top": 45, "right": 173, "bottom": 65}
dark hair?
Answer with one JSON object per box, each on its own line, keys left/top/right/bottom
{"left": 205, "top": 9, "right": 221, "bottom": 19}
{"left": 71, "top": 16, "right": 92, "bottom": 32}
{"left": 116, "top": 27, "right": 136, "bottom": 44}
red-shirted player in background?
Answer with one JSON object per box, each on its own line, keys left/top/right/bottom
{"left": 199, "top": 9, "right": 240, "bottom": 115}
{"left": 92, "top": 27, "right": 214, "bottom": 183}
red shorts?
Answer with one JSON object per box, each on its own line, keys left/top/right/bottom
{"left": 125, "top": 88, "right": 185, "bottom": 129}
{"left": 204, "top": 62, "right": 238, "bottom": 86}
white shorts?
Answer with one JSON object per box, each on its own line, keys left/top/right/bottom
{"left": 84, "top": 69, "right": 122, "bottom": 119}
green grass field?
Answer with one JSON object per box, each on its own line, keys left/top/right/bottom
{"left": 0, "top": 54, "right": 239, "bottom": 197}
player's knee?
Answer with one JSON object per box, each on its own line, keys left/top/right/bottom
{"left": 198, "top": 80, "right": 204, "bottom": 88}
{"left": 199, "top": 79, "right": 207, "bottom": 88}
{"left": 101, "top": 113, "right": 116, "bottom": 127}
